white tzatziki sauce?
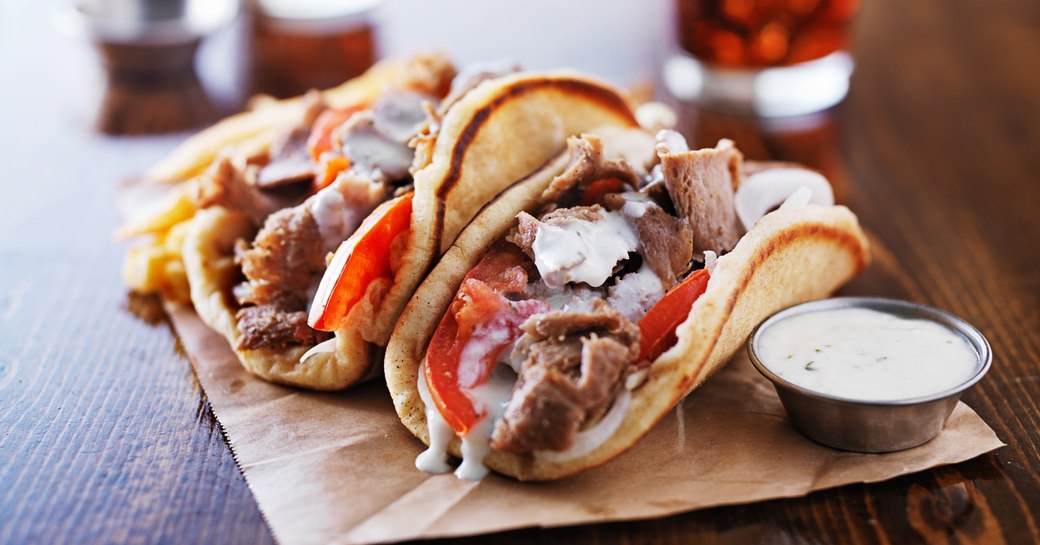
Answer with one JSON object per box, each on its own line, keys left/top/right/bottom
{"left": 532, "top": 210, "right": 639, "bottom": 288}
{"left": 415, "top": 363, "right": 454, "bottom": 475}
{"left": 415, "top": 361, "right": 517, "bottom": 481}
{"left": 310, "top": 186, "right": 370, "bottom": 250}
{"left": 455, "top": 363, "right": 516, "bottom": 480}
{"left": 756, "top": 308, "right": 979, "bottom": 401}
{"left": 607, "top": 266, "right": 663, "bottom": 322}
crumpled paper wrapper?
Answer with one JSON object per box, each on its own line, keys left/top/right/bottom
{"left": 163, "top": 302, "right": 1003, "bottom": 545}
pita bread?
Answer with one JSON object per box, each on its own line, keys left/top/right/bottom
{"left": 385, "top": 142, "right": 871, "bottom": 479}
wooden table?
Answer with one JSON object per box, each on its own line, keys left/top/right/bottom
{"left": 2, "top": 0, "right": 1038, "bottom": 543}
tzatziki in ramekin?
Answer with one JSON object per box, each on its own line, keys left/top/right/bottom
{"left": 747, "top": 297, "right": 992, "bottom": 452}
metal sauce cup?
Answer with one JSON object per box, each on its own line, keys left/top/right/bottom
{"left": 747, "top": 297, "right": 992, "bottom": 453}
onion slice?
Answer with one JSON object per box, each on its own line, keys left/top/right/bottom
{"left": 535, "top": 391, "right": 632, "bottom": 463}
{"left": 734, "top": 167, "right": 834, "bottom": 231}
{"left": 299, "top": 337, "right": 337, "bottom": 365}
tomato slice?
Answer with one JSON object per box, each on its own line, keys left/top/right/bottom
{"left": 306, "top": 105, "right": 363, "bottom": 161}
{"left": 581, "top": 177, "right": 624, "bottom": 206}
{"left": 307, "top": 192, "right": 413, "bottom": 332}
{"left": 638, "top": 269, "right": 710, "bottom": 362}
{"left": 314, "top": 156, "right": 352, "bottom": 191}
{"left": 424, "top": 246, "right": 548, "bottom": 435}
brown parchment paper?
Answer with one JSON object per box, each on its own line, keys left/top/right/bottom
{"left": 162, "top": 302, "right": 1003, "bottom": 545}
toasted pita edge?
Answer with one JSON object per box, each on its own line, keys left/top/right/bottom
{"left": 385, "top": 162, "right": 870, "bottom": 480}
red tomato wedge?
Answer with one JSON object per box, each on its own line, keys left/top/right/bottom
{"left": 638, "top": 269, "right": 710, "bottom": 363}
{"left": 424, "top": 246, "right": 549, "bottom": 435}
{"left": 314, "top": 156, "right": 352, "bottom": 191}
{"left": 581, "top": 177, "right": 624, "bottom": 206}
{"left": 306, "top": 106, "right": 363, "bottom": 161}
{"left": 307, "top": 192, "right": 413, "bottom": 332}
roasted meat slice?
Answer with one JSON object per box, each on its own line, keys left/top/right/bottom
{"left": 491, "top": 300, "right": 639, "bottom": 453}
{"left": 658, "top": 134, "right": 742, "bottom": 255}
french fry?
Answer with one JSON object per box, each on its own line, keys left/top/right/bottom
{"left": 115, "top": 180, "right": 199, "bottom": 240}
{"left": 122, "top": 219, "right": 194, "bottom": 303}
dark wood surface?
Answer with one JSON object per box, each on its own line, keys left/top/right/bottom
{"left": 2, "top": 0, "right": 1038, "bottom": 543}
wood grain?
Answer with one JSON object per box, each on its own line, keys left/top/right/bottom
{"left": 1, "top": 0, "right": 1038, "bottom": 543}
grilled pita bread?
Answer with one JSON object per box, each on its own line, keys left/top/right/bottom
{"left": 385, "top": 137, "right": 870, "bottom": 479}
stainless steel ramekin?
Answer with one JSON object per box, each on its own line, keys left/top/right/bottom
{"left": 747, "top": 297, "right": 992, "bottom": 453}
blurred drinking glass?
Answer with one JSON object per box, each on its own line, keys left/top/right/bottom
{"left": 664, "top": 0, "right": 859, "bottom": 117}
{"left": 249, "top": 0, "right": 380, "bottom": 98}
{"left": 51, "top": 0, "right": 238, "bottom": 134}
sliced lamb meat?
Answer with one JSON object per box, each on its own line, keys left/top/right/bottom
{"left": 595, "top": 126, "right": 659, "bottom": 175}
{"left": 236, "top": 298, "right": 330, "bottom": 350}
{"left": 255, "top": 129, "right": 313, "bottom": 189}
{"left": 629, "top": 205, "right": 692, "bottom": 289}
{"left": 234, "top": 204, "right": 327, "bottom": 307}
{"left": 539, "top": 205, "right": 604, "bottom": 225}
{"left": 602, "top": 191, "right": 692, "bottom": 288}
{"left": 541, "top": 134, "right": 643, "bottom": 202}
{"left": 522, "top": 335, "right": 584, "bottom": 372}
{"left": 509, "top": 204, "right": 638, "bottom": 289}
{"left": 657, "top": 135, "right": 743, "bottom": 254}
{"left": 231, "top": 173, "right": 388, "bottom": 349}
{"left": 196, "top": 156, "right": 308, "bottom": 225}
{"left": 491, "top": 366, "right": 586, "bottom": 453}
{"left": 577, "top": 336, "right": 635, "bottom": 419}
{"left": 521, "top": 300, "right": 640, "bottom": 349}
{"left": 255, "top": 91, "right": 326, "bottom": 189}
{"left": 255, "top": 127, "right": 313, "bottom": 189}
{"left": 490, "top": 300, "right": 639, "bottom": 453}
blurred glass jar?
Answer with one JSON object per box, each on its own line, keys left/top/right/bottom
{"left": 249, "top": 0, "right": 381, "bottom": 98}
{"left": 52, "top": 0, "right": 239, "bottom": 134}
{"left": 665, "top": 0, "right": 859, "bottom": 117}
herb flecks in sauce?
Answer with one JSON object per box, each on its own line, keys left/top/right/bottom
{"left": 757, "top": 308, "right": 978, "bottom": 401}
